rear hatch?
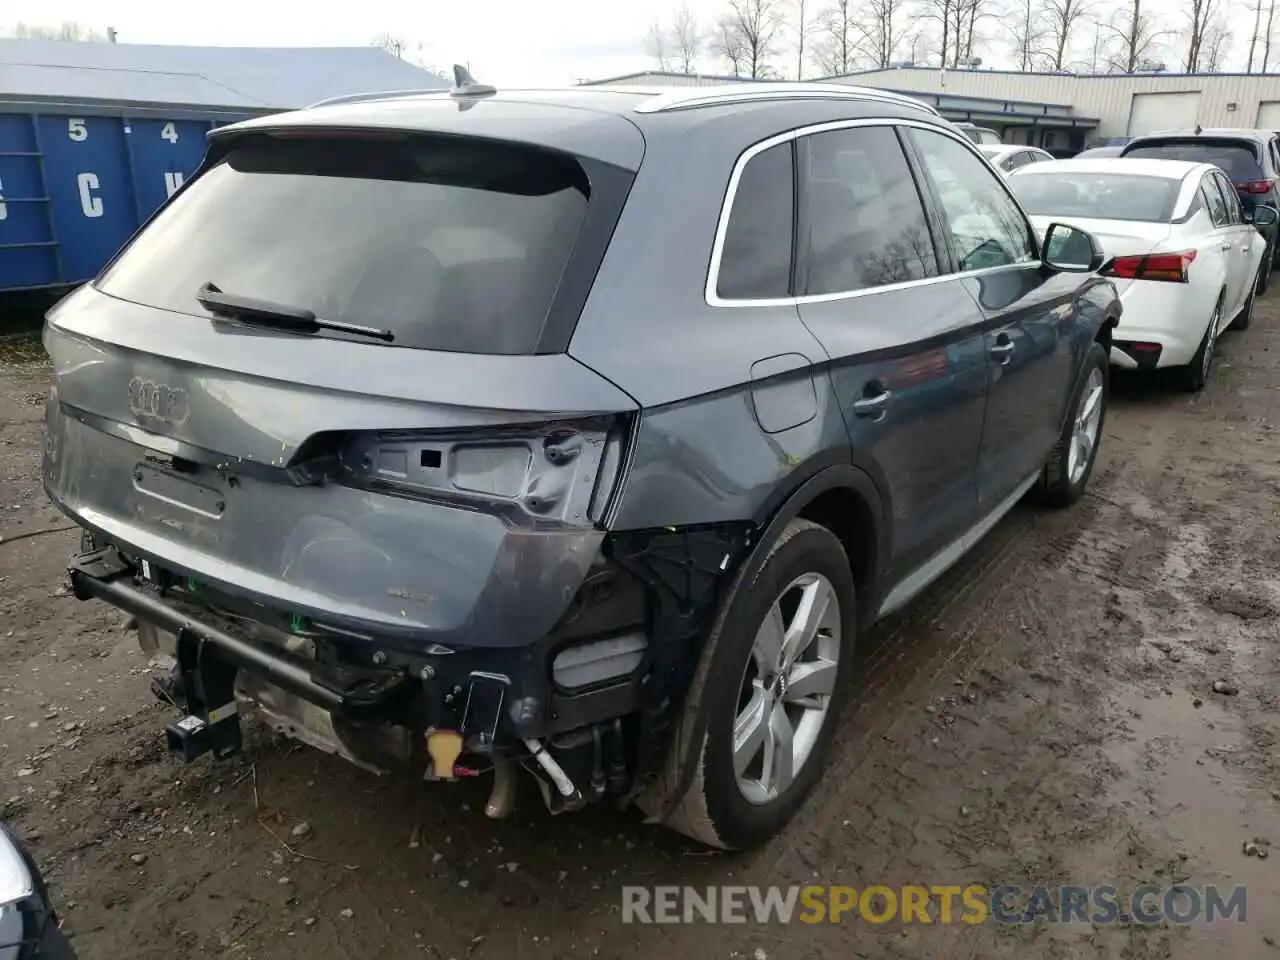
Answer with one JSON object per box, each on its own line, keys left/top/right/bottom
{"left": 1122, "top": 137, "right": 1271, "bottom": 213}
{"left": 43, "top": 120, "right": 641, "bottom": 650}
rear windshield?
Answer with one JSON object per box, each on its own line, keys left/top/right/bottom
{"left": 1010, "top": 171, "right": 1180, "bottom": 222}
{"left": 1122, "top": 140, "right": 1264, "bottom": 181}
{"left": 97, "top": 134, "right": 591, "bottom": 354}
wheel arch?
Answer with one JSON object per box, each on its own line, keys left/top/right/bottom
{"left": 749, "top": 456, "right": 891, "bottom": 631}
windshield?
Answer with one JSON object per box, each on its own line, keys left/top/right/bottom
{"left": 1122, "top": 140, "right": 1264, "bottom": 181}
{"left": 96, "top": 134, "right": 592, "bottom": 354}
{"left": 1010, "top": 171, "right": 1181, "bottom": 222}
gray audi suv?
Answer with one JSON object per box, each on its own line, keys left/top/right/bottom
{"left": 43, "top": 70, "right": 1120, "bottom": 849}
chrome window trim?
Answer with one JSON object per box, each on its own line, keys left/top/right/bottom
{"left": 635, "top": 84, "right": 941, "bottom": 117}
{"left": 705, "top": 116, "right": 1043, "bottom": 309}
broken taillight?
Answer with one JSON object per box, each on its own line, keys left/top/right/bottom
{"left": 334, "top": 417, "right": 631, "bottom": 528}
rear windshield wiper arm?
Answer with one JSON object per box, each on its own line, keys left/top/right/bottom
{"left": 196, "top": 283, "right": 394, "bottom": 342}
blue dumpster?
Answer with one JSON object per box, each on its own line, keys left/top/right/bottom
{"left": 0, "top": 109, "right": 251, "bottom": 291}
{"left": 0, "top": 38, "right": 449, "bottom": 293}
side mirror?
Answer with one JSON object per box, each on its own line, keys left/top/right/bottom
{"left": 1042, "top": 222, "right": 1104, "bottom": 273}
{"left": 0, "top": 822, "right": 75, "bottom": 959}
{"left": 1251, "top": 204, "right": 1278, "bottom": 227}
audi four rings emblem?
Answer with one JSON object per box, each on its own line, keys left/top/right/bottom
{"left": 127, "top": 376, "right": 190, "bottom": 426}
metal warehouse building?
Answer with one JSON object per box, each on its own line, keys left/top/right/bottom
{"left": 583, "top": 67, "right": 1280, "bottom": 154}
{"left": 0, "top": 39, "right": 447, "bottom": 292}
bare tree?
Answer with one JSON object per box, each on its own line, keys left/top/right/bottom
{"left": 713, "top": 0, "right": 786, "bottom": 77}
{"left": 1183, "top": 0, "right": 1218, "bottom": 71}
{"left": 1201, "top": 18, "right": 1231, "bottom": 70}
{"left": 1007, "top": 0, "right": 1050, "bottom": 69}
{"left": 1265, "top": 0, "right": 1277, "bottom": 70}
{"left": 1101, "top": 0, "right": 1167, "bottom": 72}
{"left": 712, "top": 15, "right": 750, "bottom": 73}
{"left": 372, "top": 33, "right": 410, "bottom": 59}
{"left": 644, "top": 21, "right": 674, "bottom": 69}
{"left": 11, "top": 20, "right": 105, "bottom": 41}
{"left": 858, "top": 0, "right": 910, "bottom": 67}
{"left": 921, "top": 0, "right": 956, "bottom": 67}
{"left": 1248, "top": 0, "right": 1264, "bottom": 70}
{"left": 1043, "top": 0, "right": 1090, "bottom": 68}
{"left": 670, "top": 2, "right": 704, "bottom": 72}
{"left": 947, "top": 0, "right": 993, "bottom": 66}
{"left": 794, "top": 0, "right": 810, "bottom": 79}
{"left": 813, "top": 0, "right": 858, "bottom": 75}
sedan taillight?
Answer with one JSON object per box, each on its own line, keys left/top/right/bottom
{"left": 1235, "top": 178, "right": 1277, "bottom": 194}
{"left": 1100, "top": 250, "right": 1197, "bottom": 283}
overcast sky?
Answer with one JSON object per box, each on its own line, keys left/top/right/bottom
{"left": 5, "top": 0, "right": 1265, "bottom": 85}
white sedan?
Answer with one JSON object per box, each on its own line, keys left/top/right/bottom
{"left": 1009, "top": 157, "right": 1278, "bottom": 391}
{"left": 979, "top": 144, "right": 1055, "bottom": 176}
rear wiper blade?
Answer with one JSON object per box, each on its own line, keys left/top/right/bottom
{"left": 196, "top": 283, "right": 394, "bottom": 342}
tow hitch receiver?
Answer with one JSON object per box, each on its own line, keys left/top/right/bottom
{"left": 165, "top": 626, "right": 243, "bottom": 762}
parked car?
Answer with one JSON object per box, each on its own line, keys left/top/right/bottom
{"left": 1120, "top": 129, "right": 1280, "bottom": 292}
{"left": 1010, "top": 157, "right": 1276, "bottom": 391}
{"left": 43, "top": 72, "right": 1119, "bottom": 850}
{"left": 954, "top": 121, "right": 1002, "bottom": 145}
{"left": 979, "top": 144, "right": 1055, "bottom": 175}
{"left": 1074, "top": 145, "right": 1125, "bottom": 159}
{"left": 0, "top": 821, "right": 77, "bottom": 959}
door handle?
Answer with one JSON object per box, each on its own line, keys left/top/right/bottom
{"left": 989, "top": 340, "right": 1015, "bottom": 364}
{"left": 852, "top": 388, "right": 892, "bottom": 419}
{"left": 1222, "top": 242, "right": 1234, "bottom": 251}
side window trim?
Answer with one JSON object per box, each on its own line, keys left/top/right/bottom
{"left": 705, "top": 116, "right": 1042, "bottom": 309}
{"left": 898, "top": 125, "right": 961, "bottom": 274}
{"left": 904, "top": 125, "right": 1042, "bottom": 269}
{"left": 1217, "top": 172, "right": 1244, "bottom": 223}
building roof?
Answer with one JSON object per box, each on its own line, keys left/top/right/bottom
{"left": 0, "top": 38, "right": 449, "bottom": 113}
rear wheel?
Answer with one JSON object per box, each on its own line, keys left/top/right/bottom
{"left": 1176, "top": 297, "right": 1223, "bottom": 393}
{"left": 648, "top": 518, "right": 856, "bottom": 849}
{"left": 1230, "top": 267, "right": 1261, "bottom": 331}
{"left": 1037, "top": 342, "right": 1107, "bottom": 508}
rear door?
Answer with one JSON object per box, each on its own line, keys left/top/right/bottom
{"left": 1202, "top": 171, "right": 1250, "bottom": 315}
{"left": 1214, "top": 168, "right": 1265, "bottom": 296}
{"left": 791, "top": 122, "right": 990, "bottom": 584}
{"left": 905, "top": 125, "right": 1078, "bottom": 512}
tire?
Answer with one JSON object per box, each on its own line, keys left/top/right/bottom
{"left": 1175, "top": 296, "right": 1224, "bottom": 393}
{"left": 645, "top": 518, "right": 857, "bottom": 849}
{"left": 1036, "top": 341, "right": 1108, "bottom": 508}
{"left": 1230, "top": 267, "right": 1260, "bottom": 331}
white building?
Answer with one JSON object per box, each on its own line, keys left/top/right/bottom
{"left": 582, "top": 68, "right": 1280, "bottom": 153}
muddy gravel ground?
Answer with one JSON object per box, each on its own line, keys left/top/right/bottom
{"left": 4, "top": 305, "right": 1280, "bottom": 960}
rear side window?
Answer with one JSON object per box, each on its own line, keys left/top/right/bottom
{"left": 1201, "top": 179, "right": 1229, "bottom": 226}
{"left": 798, "top": 126, "right": 937, "bottom": 295}
{"left": 717, "top": 142, "right": 795, "bottom": 300}
{"left": 908, "top": 128, "right": 1036, "bottom": 272}
{"left": 1123, "top": 140, "right": 1265, "bottom": 181}
{"left": 97, "top": 135, "right": 592, "bottom": 354}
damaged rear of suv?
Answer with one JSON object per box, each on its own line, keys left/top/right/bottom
{"left": 44, "top": 72, "right": 1116, "bottom": 849}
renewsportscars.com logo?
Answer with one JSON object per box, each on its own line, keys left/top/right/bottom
{"left": 621, "top": 884, "right": 1248, "bottom": 925}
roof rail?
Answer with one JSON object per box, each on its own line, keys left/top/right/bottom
{"left": 306, "top": 88, "right": 450, "bottom": 109}
{"left": 634, "top": 82, "right": 942, "bottom": 117}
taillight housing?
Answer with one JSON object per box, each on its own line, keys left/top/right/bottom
{"left": 1100, "top": 249, "right": 1197, "bottom": 283}
{"left": 1235, "top": 178, "right": 1277, "bottom": 195}
{"left": 334, "top": 416, "right": 632, "bottom": 529}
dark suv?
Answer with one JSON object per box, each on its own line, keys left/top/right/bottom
{"left": 1122, "top": 129, "right": 1280, "bottom": 292}
{"left": 42, "top": 72, "right": 1119, "bottom": 849}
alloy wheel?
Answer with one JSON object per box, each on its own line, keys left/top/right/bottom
{"left": 1067, "top": 366, "right": 1104, "bottom": 485}
{"left": 733, "top": 572, "right": 841, "bottom": 805}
